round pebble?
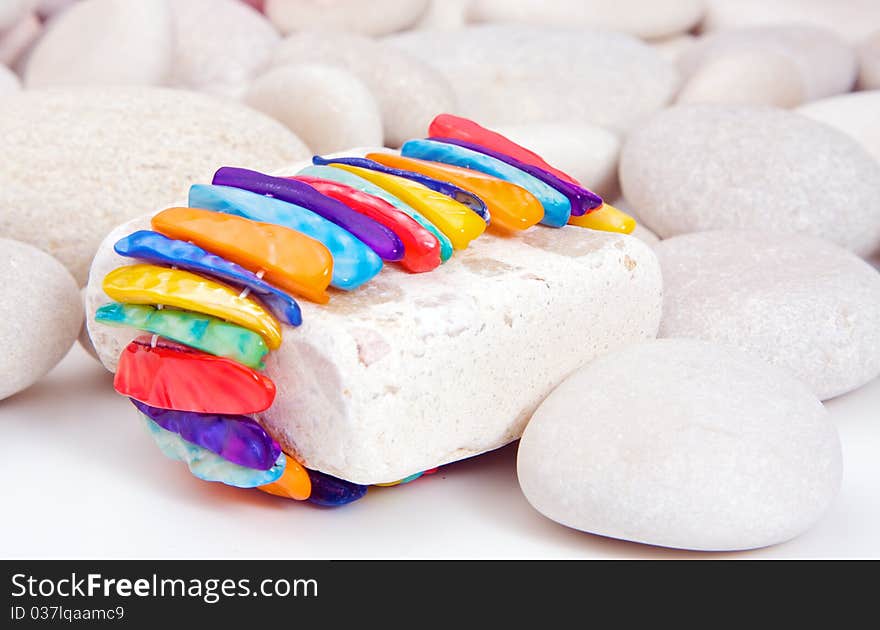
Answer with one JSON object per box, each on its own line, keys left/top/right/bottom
{"left": 517, "top": 338, "right": 842, "bottom": 551}
{"left": 679, "top": 26, "right": 857, "bottom": 103}
{"left": 492, "top": 122, "right": 621, "bottom": 200}
{"left": 272, "top": 31, "right": 456, "bottom": 147}
{"left": 0, "top": 87, "right": 309, "bottom": 283}
{"left": 656, "top": 231, "right": 880, "bottom": 400}
{"left": 167, "top": 0, "right": 280, "bottom": 98}
{"left": 0, "top": 0, "right": 31, "bottom": 31}
{"left": 702, "top": 0, "right": 880, "bottom": 43}
{"left": 797, "top": 91, "right": 880, "bottom": 166}
{"left": 24, "top": 0, "right": 173, "bottom": 88}
{"left": 620, "top": 105, "right": 880, "bottom": 257}
{"left": 0, "top": 63, "right": 20, "bottom": 93}
{"left": 265, "top": 0, "right": 428, "bottom": 36}
{"left": 386, "top": 25, "right": 678, "bottom": 133}
{"left": 0, "top": 10, "right": 41, "bottom": 68}
{"left": 414, "top": 0, "right": 470, "bottom": 30}
{"left": 0, "top": 238, "right": 82, "bottom": 401}
{"left": 649, "top": 34, "right": 697, "bottom": 64}
{"left": 244, "top": 64, "right": 383, "bottom": 154}
{"left": 469, "top": 0, "right": 705, "bottom": 40}
{"left": 859, "top": 31, "right": 880, "bottom": 90}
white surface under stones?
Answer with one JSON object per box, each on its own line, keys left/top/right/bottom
{"left": 620, "top": 105, "right": 880, "bottom": 257}
{"left": 0, "top": 238, "right": 82, "bottom": 401}
{"left": 517, "top": 338, "right": 842, "bottom": 551}
{"left": 655, "top": 231, "right": 880, "bottom": 400}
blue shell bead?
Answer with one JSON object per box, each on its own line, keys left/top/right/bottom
{"left": 306, "top": 469, "right": 368, "bottom": 506}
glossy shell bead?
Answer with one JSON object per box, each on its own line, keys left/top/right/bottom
{"left": 133, "top": 400, "right": 282, "bottom": 471}
{"left": 568, "top": 203, "right": 636, "bottom": 234}
{"left": 152, "top": 207, "right": 333, "bottom": 305}
{"left": 102, "top": 264, "right": 283, "bottom": 350}
{"left": 367, "top": 152, "right": 544, "bottom": 232}
{"left": 294, "top": 175, "right": 442, "bottom": 273}
{"left": 114, "top": 230, "right": 302, "bottom": 327}
{"left": 297, "top": 164, "right": 454, "bottom": 262}
{"left": 307, "top": 469, "right": 368, "bottom": 507}
{"left": 329, "top": 163, "right": 487, "bottom": 250}
{"left": 188, "top": 185, "right": 382, "bottom": 291}
{"left": 141, "top": 415, "right": 286, "bottom": 488}
{"left": 96, "top": 302, "right": 270, "bottom": 369}
{"left": 401, "top": 139, "right": 572, "bottom": 228}
{"left": 212, "top": 167, "right": 405, "bottom": 262}
{"left": 258, "top": 454, "right": 312, "bottom": 501}
{"left": 115, "top": 336, "right": 276, "bottom": 414}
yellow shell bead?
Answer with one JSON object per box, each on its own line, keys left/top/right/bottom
{"left": 329, "top": 163, "right": 487, "bottom": 250}
{"left": 103, "top": 264, "right": 283, "bottom": 350}
{"left": 568, "top": 203, "right": 637, "bottom": 234}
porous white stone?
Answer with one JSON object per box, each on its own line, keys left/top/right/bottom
{"left": 0, "top": 87, "right": 309, "bottom": 284}
{"left": 86, "top": 209, "right": 664, "bottom": 485}
{"left": 702, "top": 0, "right": 880, "bottom": 44}
{"left": 167, "top": 0, "right": 280, "bottom": 98}
{"left": 679, "top": 26, "right": 857, "bottom": 103}
{"left": 265, "top": 0, "right": 428, "bottom": 36}
{"left": 517, "top": 338, "right": 842, "bottom": 551}
{"left": 470, "top": 0, "right": 705, "bottom": 40}
{"left": 272, "top": 31, "right": 456, "bottom": 147}
{"left": 386, "top": 25, "right": 679, "bottom": 133}
{"left": 859, "top": 31, "right": 880, "bottom": 90}
{"left": 0, "top": 238, "right": 82, "bottom": 400}
{"left": 24, "top": 0, "right": 173, "bottom": 88}
{"left": 244, "top": 64, "right": 383, "bottom": 154}
{"left": 657, "top": 231, "right": 880, "bottom": 400}
{"left": 620, "top": 105, "right": 880, "bottom": 257}
{"left": 0, "top": 64, "right": 19, "bottom": 93}
{"left": 676, "top": 49, "right": 806, "bottom": 108}
{"left": 0, "top": 10, "right": 41, "bottom": 67}
{"left": 492, "top": 123, "right": 621, "bottom": 200}
{"left": 797, "top": 91, "right": 880, "bottom": 166}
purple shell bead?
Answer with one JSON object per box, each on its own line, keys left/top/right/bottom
{"left": 429, "top": 137, "right": 603, "bottom": 216}
{"left": 132, "top": 400, "right": 281, "bottom": 471}
{"left": 212, "top": 167, "right": 405, "bottom": 262}
{"left": 306, "top": 469, "right": 368, "bottom": 506}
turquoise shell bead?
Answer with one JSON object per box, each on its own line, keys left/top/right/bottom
{"left": 96, "top": 302, "right": 269, "bottom": 369}
{"left": 188, "top": 184, "right": 382, "bottom": 291}
{"left": 140, "top": 414, "right": 286, "bottom": 488}
{"left": 297, "top": 165, "right": 454, "bottom": 262}
{"left": 401, "top": 138, "right": 572, "bottom": 228}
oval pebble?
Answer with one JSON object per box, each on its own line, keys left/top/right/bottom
{"left": 797, "top": 91, "right": 880, "bottom": 166}
{"left": 469, "top": 0, "right": 705, "bottom": 40}
{"left": 167, "top": 0, "right": 280, "bottom": 98}
{"left": 0, "top": 11, "right": 41, "bottom": 68}
{"left": 0, "top": 238, "right": 82, "bottom": 400}
{"left": 0, "top": 0, "right": 31, "bottom": 31}
{"left": 518, "top": 338, "right": 842, "bottom": 551}
{"left": 620, "top": 105, "right": 880, "bottom": 257}
{"left": 271, "top": 31, "right": 456, "bottom": 147}
{"left": 24, "top": 0, "right": 173, "bottom": 88}
{"left": 859, "top": 31, "right": 880, "bottom": 90}
{"left": 0, "top": 87, "right": 309, "bottom": 284}
{"left": 265, "top": 0, "right": 428, "bottom": 36}
{"left": 386, "top": 24, "right": 678, "bottom": 134}
{"left": 678, "top": 26, "right": 857, "bottom": 103}
{"left": 244, "top": 64, "right": 383, "bottom": 154}
{"left": 0, "top": 63, "right": 19, "bottom": 93}
{"left": 414, "top": 0, "right": 470, "bottom": 30}
{"left": 656, "top": 230, "right": 880, "bottom": 401}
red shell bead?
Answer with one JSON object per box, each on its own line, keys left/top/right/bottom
{"left": 114, "top": 336, "right": 276, "bottom": 414}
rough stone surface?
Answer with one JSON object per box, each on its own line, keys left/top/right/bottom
{"left": 492, "top": 123, "right": 621, "bottom": 200}
{"left": 797, "top": 91, "right": 880, "bottom": 166}
{"left": 87, "top": 208, "right": 664, "bottom": 485}
{"left": 24, "top": 0, "right": 173, "bottom": 88}
{"left": 679, "top": 26, "right": 858, "bottom": 102}
{"left": 0, "top": 238, "right": 82, "bottom": 400}
{"left": 244, "top": 64, "right": 383, "bottom": 154}
{"left": 518, "top": 338, "right": 842, "bottom": 551}
{"left": 469, "top": 0, "right": 705, "bottom": 40}
{"left": 265, "top": 0, "right": 428, "bottom": 36}
{"left": 620, "top": 105, "right": 880, "bottom": 257}
{"left": 655, "top": 231, "right": 880, "bottom": 400}
{"left": 167, "top": 0, "right": 280, "bottom": 98}
{"left": 859, "top": 31, "right": 880, "bottom": 90}
{"left": 702, "top": 0, "right": 880, "bottom": 43}
{"left": 272, "top": 31, "right": 457, "bottom": 147}
{"left": 0, "top": 87, "right": 310, "bottom": 284}
{"left": 386, "top": 25, "right": 678, "bottom": 134}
